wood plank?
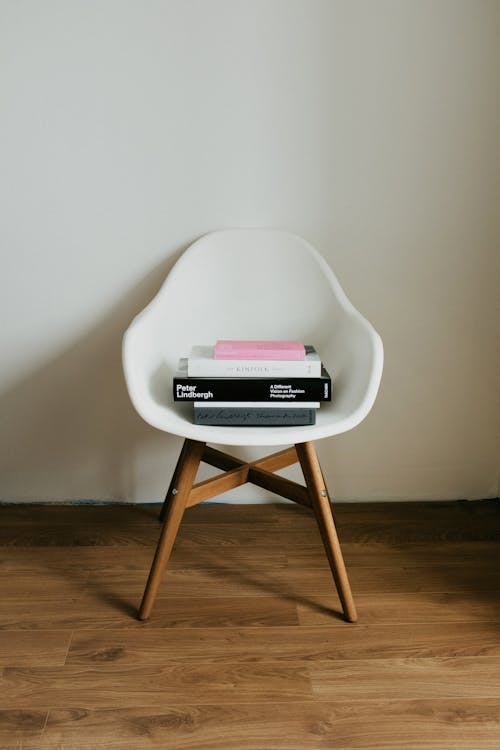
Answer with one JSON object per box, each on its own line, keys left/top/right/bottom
{"left": 0, "top": 631, "right": 72, "bottom": 667}
{"left": 7, "top": 589, "right": 495, "bottom": 631}
{"left": 66, "top": 621, "right": 500, "bottom": 666}
{"left": 0, "top": 596, "right": 299, "bottom": 630}
{"left": 0, "top": 544, "right": 289, "bottom": 571}
{"left": 344, "top": 563, "right": 500, "bottom": 594}
{"left": 308, "top": 656, "right": 500, "bottom": 700}
{"left": 5, "top": 539, "right": 498, "bottom": 574}
{"left": 299, "top": 540, "right": 500, "bottom": 568}
{"left": 0, "top": 663, "right": 313, "bottom": 709}
{"left": 81, "top": 562, "right": 500, "bottom": 599}
{"left": 175, "top": 524, "right": 321, "bottom": 549}
{"left": 0, "top": 504, "right": 159, "bottom": 525}
{"left": 2, "top": 500, "right": 497, "bottom": 547}
{"left": 298, "top": 591, "right": 500, "bottom": 625}
{"left": 18, "top": 701, "right": 500, "bottom": 750}
{"left": 0, "top": 709, "right": 47, "bottom": 743}
{"left": 4, "top": 538, "right": 494, "bottom": 573}
{"left": 1, "top": 515, "right": 498, "bottom": 547}
{"left": 0, "top": 524, "right": 163, "bottom": 548}
{"left": 1, "top": 499, "right": 497, "bottom": 528}
{"left": 0, "top": 516, "right": 316, "bottom": 547}
{"left": 182, "top": 502, "right": 311, "bottom": 524}
{"left": 0, "top": 571, "right": 89, "bottom": 600}
{"left": 331, "top": 500, "right": 500, "bottom": 543}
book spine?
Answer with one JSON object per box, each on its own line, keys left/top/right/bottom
{"left": 195, "top": 401, "right": 320, "bottom": 409}
{"left": 214, "top": 340, "right": 305, "bottom": 360}
{"left": 173, "top": 375, "right": 331, "bottom": 402}
{"left": 193, "top": 407, "right": 316, "bottom": 426}
{"left": 187, "top": 359, "right": 321, "bottom": 378}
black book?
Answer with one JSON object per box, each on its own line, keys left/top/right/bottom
{"left": 173, "top": 359, "right": 331, "bottom": 402}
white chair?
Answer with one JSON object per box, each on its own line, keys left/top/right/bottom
{"left": 123, "top": 229, "right": 383, "bottom": 622}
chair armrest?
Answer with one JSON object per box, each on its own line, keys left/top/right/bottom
{"left": 322, "top": 311, "right": 383, "bottom": 426}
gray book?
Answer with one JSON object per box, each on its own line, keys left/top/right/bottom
{"left": 193, "top": 406, "right": 316, "bottom": 426}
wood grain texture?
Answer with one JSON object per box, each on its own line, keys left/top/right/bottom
{"left": 139, "top": 439, "right": 205, "bottom": 620}
{"left": 298, "top": 591, "right": 500, "bottom": 625}
{"left": 0, "top": 500, "right": 499, "bottom": 749}
{"left": 0, "top": 631, "right": 72, "bottom": 667}
{"left": 247, "top": 466, "right": 312, "bottom": 508}
{"left": 79, "top": 562, "right": 500, "bottom": 598}
{"left": 296, "top": 441, "right": 357, "bottom": 621}
{"left": 308, "top": 656, "right": 500, "bottom": 699}
{"left": 13, "top": 701, "right": 500, "bottom": 750}
{"left": 159, "top": 438, "right": 193, "bottom": 522}
{"left": 187, "top": 465, "right": 249, "bottom": 507}
{"left": 66, "top": 622, "right": 500, "bottom": 665}
{"left": 2, "top": 540, "right": 498, "bottom": 575}
{"left": 0, "top": 709, "right": 47, "bottom": 743}
{"left": 0, "top": 596, "right": 299, "bottom": 631}
{"left": 1, "top": 663, "right": 313, "bottom": 708}
{"left": 251, "top": 446, "right": 298, "bottom": 472}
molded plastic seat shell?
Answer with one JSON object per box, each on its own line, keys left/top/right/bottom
{"left": 123, "top": 229, "right": 383, "bottom": 447}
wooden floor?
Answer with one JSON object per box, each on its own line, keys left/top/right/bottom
{"left": 0, "top": 500, "right": 499, "bottom": 749}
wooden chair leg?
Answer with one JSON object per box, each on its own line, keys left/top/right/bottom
{"left": 296, "top": 441, "right": 358, "bottom": 623}
{"left": 139, "top": 439, "right": 205, "bottom": 621}
{"left": 159, "top": 439, "right": 191, "bottom": 523}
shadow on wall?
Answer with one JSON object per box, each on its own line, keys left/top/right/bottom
{"left": 0, "top": 245, "right": 190, "bottom": 502}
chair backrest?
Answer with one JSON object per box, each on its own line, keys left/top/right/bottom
{"left": 146, "top": 229, "right": 354, "bottom": 369}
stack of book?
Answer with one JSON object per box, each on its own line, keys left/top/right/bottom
{"left": 173, "top": 340, "right": 332, "bottom": 426}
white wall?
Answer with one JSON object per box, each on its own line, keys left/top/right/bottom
{"left": 1, "top": 0, "right": 499, "bottom": 502}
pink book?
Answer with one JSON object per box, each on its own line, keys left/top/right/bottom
{"left": 214, "top": 340, "right": 306, "bottom": 361}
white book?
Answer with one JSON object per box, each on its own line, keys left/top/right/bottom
{"left": 194, "top": 401, "right": 320, "bottom": 409}
{"left": 187, "top": 344, "right": 322, "bottom": 377}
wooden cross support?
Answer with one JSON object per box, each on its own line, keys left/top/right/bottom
{"left": 139, "top": 439, "right": 358, "bottom": 623}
